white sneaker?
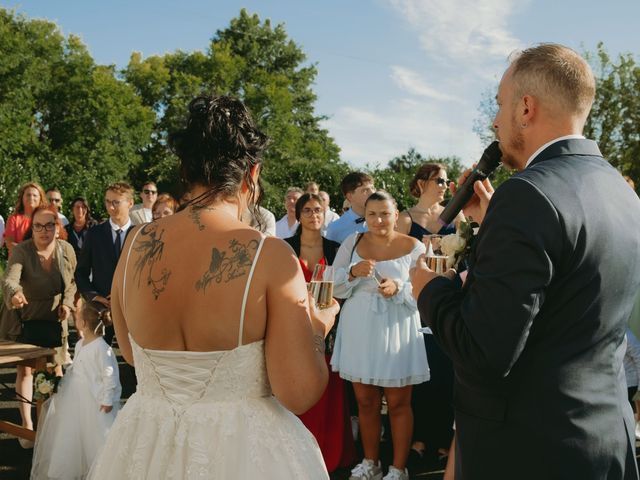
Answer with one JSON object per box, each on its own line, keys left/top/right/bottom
{"left": 383, "top": 466, "right": 409, "bottom": 480}
{"left": 349, "top": 459, "right": 383, "bottom": 480}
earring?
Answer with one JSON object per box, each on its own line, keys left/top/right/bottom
{"left": 521, "top": 123, "right": 528, "bottom": 128}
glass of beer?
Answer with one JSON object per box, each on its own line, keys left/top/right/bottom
{"left": 309, "top": 264, "right": 334, "bottom": 309}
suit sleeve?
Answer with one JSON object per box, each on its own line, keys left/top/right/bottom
{"left": 2, "top": 244, "right": 26, "bottom": 307}
{"left": 418, "top": 178, "right": 560, "bottom": 379}
{"left": 75, "top": 228, "right": 98, "bottom": 299}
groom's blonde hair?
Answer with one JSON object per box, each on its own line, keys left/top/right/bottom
{"left": 509, "top": 43, "right": 595, "bottom": 121}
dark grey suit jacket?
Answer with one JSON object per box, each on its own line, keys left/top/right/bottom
{"left": 418, "top": 139, "right": 640, "bottom": 480}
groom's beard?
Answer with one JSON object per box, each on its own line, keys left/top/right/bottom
{"left": 501, "top": 115, "right": 525, "bottom": 170}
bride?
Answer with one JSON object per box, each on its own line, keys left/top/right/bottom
{"left": 88, "top": 95, "right": 339, "bottom": 479}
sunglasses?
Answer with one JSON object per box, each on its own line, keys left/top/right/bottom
{"left": 143, "top": 189, "right": 157, "bottom": 195}
{"left": 33, "top": 222, "right": 56, "bottom": 232}
{"left": 431, "top": 178, "right": 448, "bottom": 187}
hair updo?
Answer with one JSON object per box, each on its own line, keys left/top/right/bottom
{"left": 169, "top": 95, "right": 269, "bottom": 210}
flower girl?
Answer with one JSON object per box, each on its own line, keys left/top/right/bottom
{"left": 31, "top": 300, "right": 122, "bottom": 480}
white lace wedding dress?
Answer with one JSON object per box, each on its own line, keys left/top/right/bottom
{"left": 88, "top": 235, "right": 328, "bottom": 479}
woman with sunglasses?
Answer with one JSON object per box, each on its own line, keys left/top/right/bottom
{"left": 1, "top": 205, "right": 77, "bottom": 447}
{"left": 3, "top": 182, "right": 48, "bottom": 257}
{"left": 284, "top": 193, "right": 355, "bottom": 473}
{"left": 396, "top": 163, "right": 463, "bottom": 239}
{"left": 396, "top": 163, "right": 462, "bottom": 474}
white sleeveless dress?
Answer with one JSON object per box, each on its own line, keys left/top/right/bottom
{"left": 88, "top": 235, "right": 328, "bottom": 479}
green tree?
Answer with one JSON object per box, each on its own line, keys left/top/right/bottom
{"left": 0, "top": 9, "right": 155, "bottom": 219}
{"left": 123, "top": 8, "right": 345, "bottom": 210}
{"left": 584, "top": 43, "right": 640, "bottom": 186}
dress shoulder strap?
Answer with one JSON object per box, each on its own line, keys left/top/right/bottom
{"left": 238, "top": 235, "right": 266, "bottom": 347}
{"left": 406, "top": 209, "right": 415, "bottom": 222}
{"left": 122, "top": 226, "right": 144, "bottom": 311}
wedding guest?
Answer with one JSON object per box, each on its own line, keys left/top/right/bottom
{"left": 396, "top": 163, "right": 462, "bottom": 470}
{"left": 306, "top": 181, "right": 320, "bottom": 195}
{"left": 129, "top": 181, "right": 157, "bottom": 225}
{"left": 0, "top": 205, "right": 76, "bottom": 448}
{"left": 75, "top": 182, "right": 135, "bottom": 346}
{"left": 319, "top": 190, "right": 340, "bottom": 235}
{"left": 31, "top": 300, "right": 121, "bottom": 479}
{"left": 151, "top": 193, "right": 178, "bottom": 220}
{"left": 325, "top": 172, "right": 375, "bottom": 244}
{"left": 241, "top": 185, "right": 277, "bottom": 236}
{"left": 332, "top": 191, "right": 428, "bottom": 480}
{"left": 89, "top": 94, "right": 339, "bottom": 479}
{"left": 65, "top": 197, "right": 97, "bottom": 257}
{"left": 46, "top": 188, "right": 69, "bottom": 226}
{"left": 284, "top": 193, "right": 355, "bottom": 472}
{"left": 275, "top": 187, "right": 303, "bottom": 238}
{"left": 413, "top": 43, "right": 640, "bottom": 479}
{"left": 3, "top": 182, "right": 48, "bottom": 256}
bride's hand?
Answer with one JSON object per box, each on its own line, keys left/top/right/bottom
{"left": 308, "top": 293, "right": 340, "bottom": 338}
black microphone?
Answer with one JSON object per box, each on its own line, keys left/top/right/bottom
{"left": 438, "top": 140, "right": 502, "bottom": 226}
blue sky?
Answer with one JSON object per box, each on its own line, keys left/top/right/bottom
{"left": 4, "top": 0, "right": 639, "bottom": 168}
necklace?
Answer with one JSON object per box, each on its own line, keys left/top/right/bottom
{"left": 411, "top": 204, "right": 439, "bottom": 215}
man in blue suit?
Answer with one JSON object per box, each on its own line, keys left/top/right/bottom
{"left": 76, "top": 182, "right": 135, "bottom": 345}
{"left": 412, "top": 44, "right": 640, "bottom": 480}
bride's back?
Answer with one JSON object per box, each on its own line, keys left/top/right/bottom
{"left": 119, "top": 208, "right": 268, "bottom": 352}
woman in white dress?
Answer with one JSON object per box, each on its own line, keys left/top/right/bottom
{"left": 331, "top": 191, "right": 429, "bottom": 480}
{"left": 88, "top": 95, "right": 339, "bottom": 479}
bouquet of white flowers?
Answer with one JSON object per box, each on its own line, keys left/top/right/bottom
{"left": 439, "top": 220, "right": 479, "bottom": 270}
{"left": 33, "top": 370, "right": 61, "bottom": 400}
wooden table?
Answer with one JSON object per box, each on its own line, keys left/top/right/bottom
{"left": 0, "top": 340, "right": 56, "bottom": 442}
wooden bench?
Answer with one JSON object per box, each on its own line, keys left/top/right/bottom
{"left": 0, "top": 340, "right": 56, "bottom": 441}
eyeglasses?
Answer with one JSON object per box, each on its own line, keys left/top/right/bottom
{"left": 48, "top": 197, "right": 62, "bottom": 204}
{"left": 143, "top": 189, "right": 157, "bottom": 195}
{"left": 431, "top": 178, "right": 448, "bottom": 187}
{"left": 105, "top": 199, "right": 123, "bottom": 208}
{"left": 33, "top": 222, "right": 56, "bottom": 232}
{"left": 301, "top": 207, "right": 323, "bottom": 217}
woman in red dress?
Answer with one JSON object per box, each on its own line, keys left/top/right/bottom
{"left": 285, "top": 193, "right": 356, "bottom": 472}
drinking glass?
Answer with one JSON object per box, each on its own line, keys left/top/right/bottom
{"left": 308, "top": 264, "right": 334, "bottom": 309}
{"left": 424, "top": 234, "right": 447, "bottom": 274}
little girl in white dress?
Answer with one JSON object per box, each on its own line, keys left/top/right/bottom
{"left": 31, "top": 300, "right": 122, "bottom": 480}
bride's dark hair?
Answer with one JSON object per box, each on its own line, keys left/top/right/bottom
{"left": 169, "top": 95, "right": 269, "bottom": 215}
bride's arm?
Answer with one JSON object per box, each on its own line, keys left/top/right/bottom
{"left": 263, "top": 239, "right": 338, "bottom": 414}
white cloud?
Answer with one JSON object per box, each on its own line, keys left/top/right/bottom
{"left": 387, "top": 0, "right": 525, "bottom": 66}
{"left": 323, "top": 98, "right": 484, "bottom": 169}
{"left": 391, "top": 66, "right": 463, "bottom": 102}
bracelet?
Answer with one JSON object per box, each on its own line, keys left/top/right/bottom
{"left": 349, "top": 266, "right": 356, "bottom": 278}
{"left": 313, "top": 334, "right": 325, "bottom": 354}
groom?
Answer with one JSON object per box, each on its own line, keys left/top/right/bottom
{"left": 411, "top": 44, "right": 640, "bottom": 480}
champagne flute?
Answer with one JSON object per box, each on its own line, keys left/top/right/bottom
{"left": 308, "top": 264, "right": 334, "bottom": 309}
{"left": 424, "top": 234, "right": 447, "bottom": 274}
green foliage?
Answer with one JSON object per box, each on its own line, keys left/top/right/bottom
{"left": 122, "top": 8, "right": 345, "bottom": 212}
{"left": 0, "top": 9, "right": 155, "bottom": 219}
{"left": 584, "top": 43, "right": 640, "bottom": 188}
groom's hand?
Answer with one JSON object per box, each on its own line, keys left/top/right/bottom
{"left": 450, "top": 165, "right": 494, "bottom": 224}
{"left": 410, "top": 255, "right": 438, "bottom": 299}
